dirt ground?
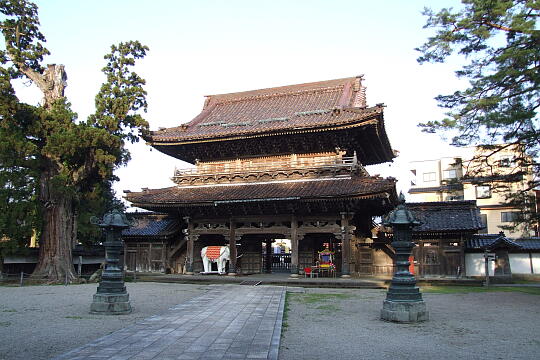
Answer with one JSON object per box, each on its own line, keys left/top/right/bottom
{"left": 279, "top": 287, "right": 540, "bottom": 360}
{"left": 1, "top": 283, "right": 539, "bottom": 360}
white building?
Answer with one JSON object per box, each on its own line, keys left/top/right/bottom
{"left": 408, "top": 145, "right": 535, "bottom": 238}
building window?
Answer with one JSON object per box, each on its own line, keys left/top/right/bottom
{"left": 423, "top": 172, "right": 436, "bottom": 182}
{"left": 501, "top": 212, "right": 518, "bottom": 222}
{"left": 479, "top": 214, "right": 488, "bottom": 234}
{"left": 410, "top": 170, "right": 417, "bottom": 186}
{"left": 443, "top": 169, "right": 457, "bottom": 179}
{"left": 499, "top": 156, "right": 513, "bottom": 168}
{"left": 475, "top": 185, "right": 491, "bottom": 199}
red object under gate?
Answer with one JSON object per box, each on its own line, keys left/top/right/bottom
{"left": 206, "top": 246, "right": 222, "bottom": 261}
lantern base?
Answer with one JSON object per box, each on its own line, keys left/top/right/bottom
{"left": 90, "top": 293, "right": 132, "bottom": 315}
{"left": 381, "top": 300, "right": 428, "bottom": 323}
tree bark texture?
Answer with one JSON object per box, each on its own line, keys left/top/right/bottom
{"left": 19, "top": 64, "right": 67, "bottom": 109}
{"left": 22, "top": 63, "right": 75, "bottom": 282}
{"left": 42, "top": 64, "right": 67, "bottom": 108}
{"left": 32, "top": 169, "right": 76, "bottom": 282}
{"left": 0, "top": 252, "right": 4, "bottom": 278}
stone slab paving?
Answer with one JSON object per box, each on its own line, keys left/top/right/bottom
{"left": 52, "top": 285, "right": 285, "bottom": 360}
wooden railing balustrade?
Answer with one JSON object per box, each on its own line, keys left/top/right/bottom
{"left": 173, "top": 156, "right": 364, "bottom": 180}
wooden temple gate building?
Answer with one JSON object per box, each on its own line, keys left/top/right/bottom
{"left": 125, "top": 76, "right": 398, "bottom": 276}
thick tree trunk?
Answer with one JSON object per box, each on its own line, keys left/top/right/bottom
{"left": 26, "top": 64, "right": 75, "bottom": 283}
{"left": 19, "top": 64, "right": 67, "bottom": 109}
{"left": 42, "top": 64, "right": 68, "bottom": 108}
{"left": 32, "top": 165, "right": 76, "bottom": 283}
{"left": 0, "top": 250, "right": 4, "bottom": 280}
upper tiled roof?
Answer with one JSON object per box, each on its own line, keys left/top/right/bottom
{"left": 125, "top": 176, "right": 396, "bottom": 209}
{"left": 148, "top": 77, "right": 371, "bottom": 143}
{"left": 406, "top": 201, "right": 484, "bottom": 232}
{"left": 466, "top": 233, "right": 523, "bottom": 250}
{"left": 122, "top": 213, "right": 180, "bottom": 238}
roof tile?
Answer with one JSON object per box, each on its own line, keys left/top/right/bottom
{"left": 122, "top": 214, "right": 180, "bottom": 238}
{"left": 467, "top": 233, "right": 523, "bottom": 250}
{"left": 148, "top": 77, "right": 381, "bottom": 143}
{"left": 126, "top": 176, "right": 396, "bottom": 208}
{"left": 406, "top": 201, "right": 484, "bottom": 232}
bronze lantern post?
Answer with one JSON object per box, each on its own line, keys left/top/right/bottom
{"left": 380, "top": 194, "right": 429, "bottom": 322}
{"left": 90, "top": 209, "right": 133, "bottom": 315}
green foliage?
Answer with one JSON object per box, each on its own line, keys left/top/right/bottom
{"left": 0, "top": 1, "right": 149, "bottom": 263}
{"left": 0, "top": 67, "right": 38, "bottom": 256}
{"left": 77, "top": 182, "right": 124, "bottom": 246}
{"left": 0, "top": 0, "right": 48, "bottom": 74}
{"left": 417, "top": 0, "right": 539, "bottom": 146}
{"left": 89, "top": 41, "right": 149, "bottom": 146}
{"left": 417, "top": 0, "right": 539, "bottom": 232}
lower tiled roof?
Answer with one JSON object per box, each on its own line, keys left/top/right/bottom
{"left": 406, "top": 201, "right": 484, "bottom": 232}
{"left": 125, "top": 176, "right": 396, "bottom": 208}
{"left": 516, "top": 238, "right": 540, "bottom": 250}
{"left": 122, "top": 213, "right": 180, "bottom": 238}
{"left": 466, "top": 233, "right": 523, "bottom": 250}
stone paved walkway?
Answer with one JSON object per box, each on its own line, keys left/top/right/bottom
{"left": 53, "top": 285, "right": 286, "bottom": 360}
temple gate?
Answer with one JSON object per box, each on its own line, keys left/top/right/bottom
{"left": 125, "top": 76, "right": 398, "bottom": 276}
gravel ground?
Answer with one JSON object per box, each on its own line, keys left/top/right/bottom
{"left": 0, "top": 282, "right": 210, "bottom": 360}
{"left": 279, "top": 288, "right": 540, "bottom": 360}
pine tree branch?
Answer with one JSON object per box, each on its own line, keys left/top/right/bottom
{"left": 480, "top": 21, "right": 526, "bottom": 34}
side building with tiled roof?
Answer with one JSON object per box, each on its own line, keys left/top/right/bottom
{"left": 125, "top": 76, "right": 398, "bottom": 276}
{"left": 465, "top": 233, "right": 540, "bottom": 276}
{"left": 370, "top": 201, "right": 485, "bottom": 277}
{"left": 122, "top": 213, "right": 181, "bottom": 273}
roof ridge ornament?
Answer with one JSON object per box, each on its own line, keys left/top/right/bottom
{"left": 210, "top": 84, "right": 347, "bottom": 104}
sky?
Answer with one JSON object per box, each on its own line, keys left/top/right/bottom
{"left": 13, "top": 0, "right": 469, "bottom": 208}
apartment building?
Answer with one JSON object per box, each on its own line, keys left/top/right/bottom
{"left": 408, "top": 146, "right": 535, "bottom": 238}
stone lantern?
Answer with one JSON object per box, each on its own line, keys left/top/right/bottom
{"left": 90, "top": 209, "right": 133, "bottom": 315}
{"left": 380, "top": 194, "right": 429, "bottom": 322}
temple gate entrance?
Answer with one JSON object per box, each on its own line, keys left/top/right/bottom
{"left": 262, "top": 239, "right": 291, "bottom": 273}
{"left": 125, "top": 77, "right": 398, "bottom": 278}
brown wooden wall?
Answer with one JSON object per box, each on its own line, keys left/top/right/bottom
{"left": 352, "top": 235, "right": 466, "bottom": 277}
{"left": 125, "top": 242, "right": 167, "bottom": 273}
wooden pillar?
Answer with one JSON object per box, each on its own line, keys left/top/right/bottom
{"left": 459, "top": 234, "right": 465, "bottom": 277}
{"left": 438, "top": 236, "right": 444, "bottom": 276}
{"left": 340, "top": 212, "right": 353, "bottom": 278}
{"left": 419, "top": 242, "right": 424, "bottom": 278}
{"left": 225, "top": 219, "right": 239, "bottom": 275}
{"left": 290, "top": 216, "right": 299, "bottom": 276}
{"left": 484, "top": 249, "right": 490, "bottom": 286}
{"left": 265, "top": 239, "right": 273, "bottom": 273}
{"left": 184, "top": 216, "right": 194, "bottom": 275}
